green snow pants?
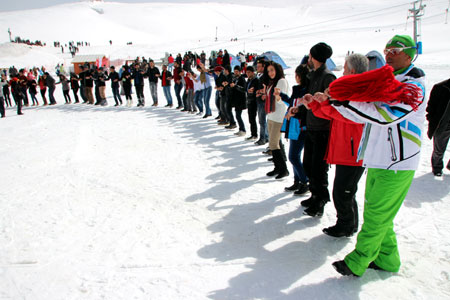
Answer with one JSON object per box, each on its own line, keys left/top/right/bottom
{"left": 344, "top": 168, "right": 415, "bottom": 276}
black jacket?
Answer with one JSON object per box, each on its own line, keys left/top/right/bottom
{"left": 245, "top": 76, "right": 259, "bottom": 104}
{"left": 108, "top": 71, "right": 120, "bottom": 88}
{"left": 231, "top": 75, "right": 247, "bottom": 110}
{"left": 306, "top": 64, "right": 336, "bottom": 131}
{"left": 146, "top": 66, "right": 160, "bottom": 83}
{"left": 426, "top": 78, "right": 450, "bottom": 138}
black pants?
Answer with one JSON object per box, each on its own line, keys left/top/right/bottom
{"left": 247, "top": 100, "right": 258, "bottom": 137}
{"left": 40, "top": 88, "right": 47, "bottom": 104}
{"left": 12, "top": 94, "right": 22, "bottom": 114}
{"left": 220, "top": 94, "right": 229, "bottom": 122}
{"left": 225, "top": 98, "right": 235, "bottom": 125}
{"left": 48, "top": 86, "right": 56, "bottom": 104}
{"left": 21, "top": 87, "right": 29, "bottom": 105}
{"left": 95, "top": 85, "right": 101, "bottom": 104}
{"left": 72, "top": 87, "right": 79, "bottom": 103}
{"left": 63, "top": 90, "right": 71, "bottom": 103}
{"left": 124, "top": 84, "right": 132, "bottom": 100}
{"left": 135, "top": 85, "right": 145, "bottom": 105}
{"left": 303, "top": 130, "right": 330, "bottom": 201}
{"left": 432, "top": 125, "right": 450, "bottom": 173}
{"left": 112, "top": 85, "right": 122, "bottom": 104}
{"left": 79, "top": 85, "right": 87, "bottom": 102}
{"left": 333, "top": 165, "right": 365, "bottom": 229}
{"left": 0, "top": 97, "right": 4, "bottom": 117}
{"left": 3, "top": 90, "right": 11, "bottom": 106}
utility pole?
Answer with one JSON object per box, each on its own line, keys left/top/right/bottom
{"left": 445, "top": 0, "right": 449, "bottom": 24}
{"left": 408, "top": 0, "right": 426, "bottom": 45}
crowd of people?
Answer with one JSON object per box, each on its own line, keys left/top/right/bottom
{"left": 1, "top": 35, "right": 449, "bottom": 278}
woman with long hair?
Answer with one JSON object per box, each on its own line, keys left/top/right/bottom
{"left": 263, "top": 61, "right": 290, "bottom": 179}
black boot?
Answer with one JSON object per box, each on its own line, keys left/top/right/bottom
{"left": 285, "top": 181, "right": 299, "bottom": 191}
{"left": 279, "top": 140, "right": 287, "bottom": 162}
{"left": 323, "top": 224, "right": 355, "bottom": 237}
{"left": 300, "top": 194, "right": 316, "bottom": 207}
{"left": 266, "top": 150, "right": 279, "bottom": 176}
{"left": 294, "top": 182, "right": 309, "bottom": 196}
{"left": 303, "top": 198, "right": 327, "bottom": 217}
{"left": 274, "top": 149, "right": 289, "bottom": 179}
{"left": 332, "top": 260, "right": 358, "bottom": 276}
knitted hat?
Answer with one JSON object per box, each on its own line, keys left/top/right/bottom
{"left": 213, "top": 66, "right": 224, "bottom": 72}
{"left": 386, "top": 35, "right": 417, "bottom": 59}
{"left": 310, "top": 42, "right": 333, "bottom": 63}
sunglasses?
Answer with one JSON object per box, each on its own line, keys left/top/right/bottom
{"left": 383, "top": 47, "right": 416, "bottom": 55}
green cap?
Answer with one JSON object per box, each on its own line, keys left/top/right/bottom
{"left": 386, "top": 35, "right": 417, "bottom": 59}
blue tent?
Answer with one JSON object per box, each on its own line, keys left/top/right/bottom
{"left": 300, "top": 55, "right": 336, "bottom": 71}
{"left": 259, "top": 51, "right": 289, "bottom": 69}
{"left": 366, "top": 50, "right": 385, "bottom": 70}
{"left": 229, "top": 54, "right": 241, "bottom": 69}
{"left": 326, "top": 58, "right": 336, "bottom": 71}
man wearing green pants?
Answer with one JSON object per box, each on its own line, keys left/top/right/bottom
{"left": 327, "top": 35, "right": 427, "bottom": 276}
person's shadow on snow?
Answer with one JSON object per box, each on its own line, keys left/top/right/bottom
{"left": 197, "top": 193, "right": 355, "bottom": 299}
{"left": 404, "top": 172, "right": 450, "bottom": 208}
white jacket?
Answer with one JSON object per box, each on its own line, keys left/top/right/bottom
{"left": 267, "top": 78, "right": 290, "bottom": 123}
{"left": 333, "top": 65, "right": 426, "bottom": 171}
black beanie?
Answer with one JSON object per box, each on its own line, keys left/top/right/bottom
{"left": 310, "top": 42, "right": 333, "bottom": 63}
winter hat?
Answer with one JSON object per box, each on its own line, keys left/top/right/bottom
{"left": 214, "top": 66, "right": 224, "bottom": 73}
{"left": 310, "top": 42, "right": 333, "bottom": 63}
{"left": 385, "top": 35, "right": 417, "bottom": 59}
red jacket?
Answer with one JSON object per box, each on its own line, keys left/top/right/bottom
{"left": 216, "top": 56, "right": 223, "bottom": 66}
{"left": 168, "top": 56, "right": 174, "bottom": 64}
{"left": 184, "top": 75, "right": 193, "bottom": 90}
{"left": 310, "top": 100, "right": 364, "bottom": 166}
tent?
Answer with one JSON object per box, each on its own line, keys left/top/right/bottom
{"left": 229, "top": 54, "right": 241, "bottom": 69}
{"left": 300, "top": 55, "right": 336, "bottom": 71}
{"left": 258, "top": 51, "right": 289, "bottom": 69}
{"left": 366, "top": 50, "right": 385, "bottom": 70}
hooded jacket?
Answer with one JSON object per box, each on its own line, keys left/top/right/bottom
{"left": 332, "top": 65, "right": 426, "bottom": 171}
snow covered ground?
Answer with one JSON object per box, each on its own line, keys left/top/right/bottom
{"left": 1, "top": 1, "right": 450, "bottom": 299}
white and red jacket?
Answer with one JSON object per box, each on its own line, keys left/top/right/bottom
{"left": 331, "top": 65, "right": 426, "bottom": 171}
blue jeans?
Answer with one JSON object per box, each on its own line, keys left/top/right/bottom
{"left": 163, "top": 86, "right": 173, "bottom": 105}
{"left": 203, "top": 86, "right": 212, "bottom": 116}
{"left": 256, "top": 99, "right": 268, "bottom": 141}
{"left": 215, "top": 90, "right": 222, "bottom": 117}
{"left": 174, "top": 82, "right": 183, "bottom": 107}
{"left": 235, "top": 109, "right": 245, "bottom": 132}
{"left": 194, "top": 89, "right": 204, "bottom": 112}
{"left": 289, "top": 132, "right": 308, "bottom": 183}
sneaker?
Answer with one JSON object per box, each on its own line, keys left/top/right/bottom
{"left": 176, "top": 106, "right": 183, "bottom": 109}
{"left": 218, "top": 121, "right": 230, "bottom": 126}
{"left": 323, "top": 224, "right": 355, "bottom": 237}
{"left": 202, "top": 115, "right": 209, "bottom": 119}
{"left": 255, "top": 139, "right": 266, "bottom": 146}
{"left": 294, "top": 183, "right": 309, "bottom": 196}
{"left": 215, "top": 115, "right": 221, "bottom": 120}
{"left": 332, "top": 261, "right": 358, "bottom": 277}
{"left": 236, "top": 131, "right": 246, "bottom": 137}
{"left": 246, "top": 136, "right": 258, "bottom": 141}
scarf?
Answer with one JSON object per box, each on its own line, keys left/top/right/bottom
{"left": 328, "top": 65, "right": 422, "bottom": 111}
{"left": 264, "top": 83, "right": 276, "bottom": 114}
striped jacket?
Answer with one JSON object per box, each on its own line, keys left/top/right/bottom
{"left": 332, "top": 65, "right": 426, "bottom": 171}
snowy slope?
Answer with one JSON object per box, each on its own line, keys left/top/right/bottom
{"left": 1, "top": 1, "right": 450, "bottom": 299}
